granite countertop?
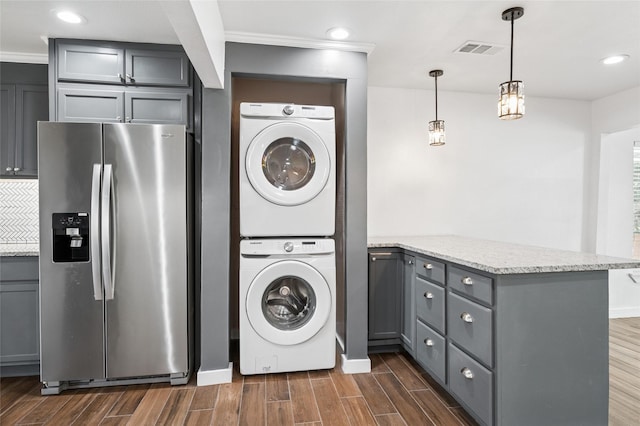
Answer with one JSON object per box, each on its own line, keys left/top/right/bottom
{"left": 367, "top": 235, "right": 640, "bottom": 274}
{"left": 0, "top": 244, "right": 40, "bottom": 257}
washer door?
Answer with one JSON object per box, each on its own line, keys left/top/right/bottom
{"left": 246, "top": 122, "right": 331, "bottom": 206}
{"left": 246, "top": 260, "right": 331, "bottom": 346}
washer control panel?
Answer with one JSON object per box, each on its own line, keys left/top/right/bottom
{"left": 241, "top": 238, "right": 335, "bottom": 255}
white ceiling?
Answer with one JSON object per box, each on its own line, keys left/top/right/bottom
{"left": 1, "top": 0, "right": 639, "bottom": 101}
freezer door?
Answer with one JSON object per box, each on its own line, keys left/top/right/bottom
{"left": 103, "top": 123, "right": 188, "bottom": 378}
{"left": 38, "top": 122, "right": 106, "bottom": 382}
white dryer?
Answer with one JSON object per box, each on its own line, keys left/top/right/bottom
{"left": 239, "top": 103, "right": 335, "bottom": 237}
{"left": 239, "top": 238, "right": 336, "bottom": 375}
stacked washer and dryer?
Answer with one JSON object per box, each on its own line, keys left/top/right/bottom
{"left": 238, "top": 103, "right": 337, "bottom": 375}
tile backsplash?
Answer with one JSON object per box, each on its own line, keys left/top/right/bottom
{"left": 0, "top": 179, "right": 39, "bottom": 244}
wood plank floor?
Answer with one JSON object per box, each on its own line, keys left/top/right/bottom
{"left": 1, "top": 317, "right": 638, "bottom": 426}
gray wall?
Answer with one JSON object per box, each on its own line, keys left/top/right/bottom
{"left": 199, "top": 42, "right": 368, "bottom": 373}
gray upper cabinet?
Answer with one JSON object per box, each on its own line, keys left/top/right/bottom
{"left": 126, "top": 49, "right": 190, "bottom": 87}
{"left": 15, "top": 85, "right": 48, "bottom": 176}
{"left": 58, "top": 88, "right": 125, "bottom": 123}
{"left": 57, "top": 43, "right": 125, "bottom": 84}
{"left": 52, "top": 39, "right": 194, "bottom": 130}
{"left": 1, "top": 74, "right": 47, "bottom": 178}
{"left": 57, "top": 41, "right": 189, "bottom": 87}
{"left": 1, "top": 84, "right": 16, "bottom": 176}
{"left": 125, "top": 91, "right": 189, "bottom": 125}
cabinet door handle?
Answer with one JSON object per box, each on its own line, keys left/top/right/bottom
{"left": 408, "top": 260, "right": 414, "bottom": 265}
{"left": 423, "top": 263, "right": 433, "bottom": 270}
{"left": 6, "top": 167, "right": 13, "bottom": 172}
{"left": 13, "top": 167, "right": 21, "bottom": 172}
{"left": 116, "top": 116, "right": 122, "bottom": 122}
{"left": 424, "top": 292, "right": 434, "bottom": 299}
{"left": 462, "top": 276, "right": 473, "bottom": 285}
{"left": 424, "top": 338, "right": 434, "bottom": 347}
{"left": 117, "top": 73, "right": 124, "bottom": 82}
{"left": 126, "top": 73, "right": 134, "bottom": 82}
{"left": 371, "top": 257, "right": 376, "bottom": 262}
{"left": 126, "top": 117, "right": 131, "bottom": 123}
{"left": 461, "top": 312, "right": 474, "bottom": 323}
{"left": 461, "top": 367, "right": 474, "bottom": 379}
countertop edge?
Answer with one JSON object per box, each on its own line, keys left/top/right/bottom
{"left": 368, "top": 240, "right": 640, "bottom": 275}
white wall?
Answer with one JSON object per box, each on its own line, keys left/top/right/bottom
{"left": 589, "top": 87, "right": 640, "bottom": 318}
{"left": 367, "top": 86, "right": 590, "bottom": 251}
{"left": 596, "top": 129, "right": 637, "bottom": 257}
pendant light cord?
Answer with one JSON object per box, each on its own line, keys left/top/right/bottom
{"left": 434, "top": 74, "right": 439, "bottom": 120}
{"left": 510, "top": 14, "right": 514, "bottom": 82}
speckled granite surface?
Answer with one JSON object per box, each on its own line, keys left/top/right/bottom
{"left": 368, "top": 235, "right": 640, "bottom": 274}
{"left": 0, "top": 244, "right": 39, "bottom": 257}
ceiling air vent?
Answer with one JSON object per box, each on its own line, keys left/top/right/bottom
{"left": 454, "top": 41, "right": 505, "bottom": 55}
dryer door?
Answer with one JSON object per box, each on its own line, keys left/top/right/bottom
{"left": 245, "top": 122, "right": 331, "bottom": 206}
{"left": 246, "top": 260, "right": 331, "bottom": 346}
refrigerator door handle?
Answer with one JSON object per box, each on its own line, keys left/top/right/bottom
{"left": 91, "top": 164, "right": 103, "bottom": 300}
{"left": 101, "top": 164, "right": 115, "bottom": 300}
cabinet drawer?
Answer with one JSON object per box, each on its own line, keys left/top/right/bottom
{"left": 448, "top": 343, "right": 493, "bottom": 426}
{"left": 448, "top": 266, "right": 493, "bottom": 305}
{"left": 415, "top": 277, "right": 445, "bottom": 333}
{"left": 415, "top": 256, "right": 445, "bottom": 285}
{"left": 447, "top": 291, "right": 493, "bottom": 367}
{"left": 415, "top": 320, "right": 446, "bottom": 384}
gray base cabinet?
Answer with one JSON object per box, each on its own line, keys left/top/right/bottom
{"left": 51, "top": 39, "right": 194, "bottom": 130}
{"left": 368, "top": 248, "right": 609, "bottom": 426}
{"left": 0, "top": 256, "right": 40, "bottom": 377}
{"left": 368, "top": 250, "right": 402, "bottom": 343}
{"left": 1, "top": 63, "right": 48, "bottom": 178}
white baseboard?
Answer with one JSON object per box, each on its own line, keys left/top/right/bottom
{"left": 197, "top": 362, "right": 233, "bottom": 386}
{"left": 609, "top": 307, "right": 640, "bottom": 318}
{"left": 340, "top": 354, "right": 371, "bottom": 374}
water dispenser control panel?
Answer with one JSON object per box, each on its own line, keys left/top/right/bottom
{"left": 52, "top": 213, "right": 90, "bottom": 262}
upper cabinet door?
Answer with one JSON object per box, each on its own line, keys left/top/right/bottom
{"left": 15, "top": 85, "right": 48, "bottom": 177}
{"left": 0, "top": 84, "right": 16, "bottom": 176}
{"left": 57, "top": 42, "right": 125, "bottom": 85}
{"left": 125, "top": 49, "right": 190, "bottom": 87}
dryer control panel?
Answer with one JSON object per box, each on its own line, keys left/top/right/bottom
{"left": 241, "top": 238, "right": 335, "bottom": 255}
{"left": 240, "top": 102, "right": 335, "bottom": 120}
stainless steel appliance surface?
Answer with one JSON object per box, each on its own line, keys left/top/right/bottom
{"left": 38, "top": 122, "right": 192, "bottom": 395}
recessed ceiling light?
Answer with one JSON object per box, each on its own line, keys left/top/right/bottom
{"left": 601, "top": 54, "right": 630, "bottom": 65}
{"left": 327, "top": 27, "right": 349, "bottom": 40}
{"left": 55, "top": 10, "right": 86, "bottom": 24}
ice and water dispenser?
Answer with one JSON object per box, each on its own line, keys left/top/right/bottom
{"left": 52, "top": 213, "right": 90, "bottom": 262}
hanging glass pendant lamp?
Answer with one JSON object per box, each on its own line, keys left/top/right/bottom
{"left": 428, "top": 69, "right": 445, "bottom": 146}
{"left": 498, "top": 7, "right": 525, "bottom": 120}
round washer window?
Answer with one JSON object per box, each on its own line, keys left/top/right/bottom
{"left": 262, "top": 138, "right": 315, "bottom": 191}
{"left": 262, "top": 276, "right": 316, "bottom": 330}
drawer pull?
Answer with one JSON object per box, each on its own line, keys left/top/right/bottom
{"left": 424, "top": 292, "right": 434, "bottom": 299}
{"left": 424, "top": 338, "right": 434, "bottom": 347}
{"left": 423, "top": 263, "right": 434, "bottom": 270}
{"left": 462, "top": 276, "right": 473, "bottom": 285}
{"left": 461, "top": 312, "right": 474, "bottom": 323}
{"left": 408, "top": 260, "right": 414, "bottom": 265}
{"left": 461, "top": 367, "right": 474, "bottom": 379}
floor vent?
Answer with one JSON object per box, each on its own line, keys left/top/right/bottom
{"left": 454, "top": 41, "right": 505, "bottom": 55}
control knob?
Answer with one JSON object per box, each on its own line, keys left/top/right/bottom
{"left": 283, "top": 105, "right": 294, "bottom": 116}
{"left": 284, "top": 242, "right": 294, "bottom": 252}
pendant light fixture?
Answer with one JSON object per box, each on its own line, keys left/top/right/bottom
{"left": 428, "top": 69, "right": 445, "bottom": 146}
{"left": 498, "top": 7, "right": 525, "bottom": 120}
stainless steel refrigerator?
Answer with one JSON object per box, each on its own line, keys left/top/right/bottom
{"left": 38, "top": 122, "right": 192, "bottom": 394}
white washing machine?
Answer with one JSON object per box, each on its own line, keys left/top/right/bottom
{"left": 239, "top": 238, "right": 336, "bottom": 375}
{"left": 239, "top": 102, "right": 336, "bottom": 237}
